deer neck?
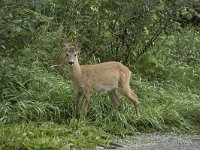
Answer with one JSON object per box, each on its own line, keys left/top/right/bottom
{"left": 69, "top": 61, "right": 82, "bottom": 88}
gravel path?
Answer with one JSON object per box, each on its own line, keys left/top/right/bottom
{"left": 112, "top": 132, "right": 200, "bottom": 150}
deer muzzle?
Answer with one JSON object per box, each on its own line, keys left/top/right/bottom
{"left": 68, "top": 60, "right": 74, "bottom": 65}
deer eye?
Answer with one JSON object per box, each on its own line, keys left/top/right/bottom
{"left": 74, "top": 54, "right": 77, "bottom": 57}
{"left": 66, "top": 54, "right": 69, "bottom": 57}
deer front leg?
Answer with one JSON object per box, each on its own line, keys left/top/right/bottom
{"left": 81, "top": 89, "right": 92, "bottom": 119}
{"left": 75, "top": 92, "right": 82, "bottom": 118}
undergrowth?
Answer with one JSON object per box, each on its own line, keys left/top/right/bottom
{"left": 0, "top": 0, "right": 200, "bottom": 148}
{"left": 1, "top": 30, "right": 200, "bottom": 148}
{"left": 0, "top": 121, "right": 116, "bottom": 150}
{"left": 0, "top": 73, "right": 199, "bottom": 149}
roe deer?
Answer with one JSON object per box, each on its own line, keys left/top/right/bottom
{"left": 61, "top": 41, "right": 140, "bottom": 118}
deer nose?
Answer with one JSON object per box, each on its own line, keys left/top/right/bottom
{"left": 68, "top": 60, "right": 74, "bottom": 65}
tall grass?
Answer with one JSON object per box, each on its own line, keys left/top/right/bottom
{"left": 0, "top": 24, "right": 200, "bottom": 149}
{"left": 1, "top": 29, "right": 200, "bottom": 128}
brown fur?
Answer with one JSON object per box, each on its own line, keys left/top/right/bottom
{"left": 61, "top": 41, "right": 140, "bottom": 118}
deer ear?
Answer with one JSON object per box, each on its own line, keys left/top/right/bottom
{"left": 74, "top": 43, "right": 82, "bottom": 51}
{"left": 60, "top": 40, "right": 68, "bottom": 49}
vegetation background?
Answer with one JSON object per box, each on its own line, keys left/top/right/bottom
{"left": 0, "top": 0, "right": 200, "bottom": 149}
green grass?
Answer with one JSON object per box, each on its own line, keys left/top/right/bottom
{"left": 1, "top": 77, "right": 199, "bottom": 149}
{"left": 1, "top": 1, "right": 200, "bottom": 149}
{"left": 0, "top": 120, "right": 116, "bottom": 150}
{"left": 0, "top": 59, "right": 200, "bottom": 149}
{"left": 0, "top": 27, "right": 200, "bottom": 149}
{"left": 1, "top": 57, "right": 200, "bottom": 149}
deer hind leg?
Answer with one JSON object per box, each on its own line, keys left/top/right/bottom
{"left": 108, "top": 90, "right": 120, "bottom": 111}
{"left": 119, "top": 85, "right": 140, "bottom": 116}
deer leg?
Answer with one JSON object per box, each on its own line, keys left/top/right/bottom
{"left": 119, "top": 86, "right": 140, "bottom": 116}
{"left": 108, "top": 90, "right": 120, "bottom": 111}
{"left": 75, "top": 92, "right": 82, "bottom": 117}
{"left": 81, "top": 89, "right": 93, "bottom": 119}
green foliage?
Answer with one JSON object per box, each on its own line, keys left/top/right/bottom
{"left": 0, "top": 122, "right": 115, "bottom": 149}
{"left": 0, "top": 0, "right": 200, "bottom": 149}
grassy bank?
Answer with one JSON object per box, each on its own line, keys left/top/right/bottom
{"left": 0, "top": 75, "right": 200, "bottom": 149}
{"left": 0, "top": 121, "right": 115, "bottom": 149}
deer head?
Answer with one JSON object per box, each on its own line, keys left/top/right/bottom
{"left": 61, "top": 41, "right": 82, "bottom": 65}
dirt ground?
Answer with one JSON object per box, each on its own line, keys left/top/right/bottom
{"left": 111, "top": 132, "right": 200, "bottom": 150}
